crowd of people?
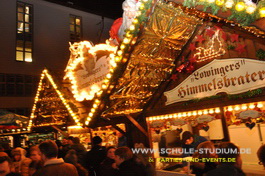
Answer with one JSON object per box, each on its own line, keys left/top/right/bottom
{"left": 181, "top": 131, "right": 265, "bottom": 176}
{"left": 0, "top": 132, "right": 264, "bottom": 176}
{"left": 0, "top": 135, "right": 155, "bottom": 176}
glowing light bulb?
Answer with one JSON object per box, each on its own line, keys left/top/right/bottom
{"left": 198, "top": 111, "right": 203, "bottom": 115}
{"left": 203, "top": 110, "right": 208, "bottom": 115}
{"left": 235, "top": 2, "right": 245, "bottom": 11}
{"left": 215, "top": 108, "right": 220, "bottom": 113}
{"left": 257, "top": 103, "right": 263, "bottom": 108}
{"left": 235, "top": 106, "right": 240, "bottom": 111}
{"left": 209, "top": 109, "right": 214, "bottom": 114}
{"left": 187, "top": 112, "right": 192, "bottom": 117}
{"left": 260, "top": 7, "right": 265, "bottom": 18}
{"left": 241, "top": 105, "right": 247, "bottom": 110}
{"left": 246, "top": 4, "right": 256, "bottom": 14}
{"left": 215, "top": 0, "right": 224, "bottom": 6}
{"left": 249, "top": 104, "right": 255, "bottom": 109}
{"left": 225, "top": 0, "right": 234, "bottom": 8}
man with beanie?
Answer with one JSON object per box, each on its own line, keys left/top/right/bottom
{"left": 85, "top": 136, "right": 106, "bottom": 176}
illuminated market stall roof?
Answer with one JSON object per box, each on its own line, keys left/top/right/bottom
{"left": 29, "top": 69, "right": 82, "bottom": 131}
{"left": 64, "top": 0, "right": 265, "bottom": 127}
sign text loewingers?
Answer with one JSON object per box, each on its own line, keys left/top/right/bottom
{"left": 165, "top": 59, "right": 265, "bottom": 105}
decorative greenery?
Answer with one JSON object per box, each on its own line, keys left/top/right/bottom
{"left": 181, "top": 0, "right": 264, "bottom": 26}
{"left": 227, "top": 88, "right": 263, "bottom": 99}
{"left": 181, "top": 88, "right": 263, "bottom": 106}
{"left": 256, "top": 49, "right": 265, "bottom": 60}
{"left": 227, "top": 45, "right": 235, "bottom": 50}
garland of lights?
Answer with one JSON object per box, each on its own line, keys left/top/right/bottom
{"left": 181, "top": 0, "right": 265, "bottom": 26}
{"left": 83, "top": 0, "right": 153, "bottom": 126}
{"left": 29, "top": 69, "right": 81, "bottom": 130}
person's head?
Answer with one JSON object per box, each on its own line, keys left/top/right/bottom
{"left": 257, "top": 144, "right": 265, "bottom": 167}
{"left": 218, "top": 142, "right": 242, "bottom": 168}
{"left": 11, "top": 148, "right": 26, "bottom": 162}
{"left": 0, "top": 156, "right": 12, "bottom": 176}
{"left": 30, "top": 146, "right": 41, "bottom": 162}
{"left": 114, "top": 147, "right": 133, "bottom": 166}
{"left": 182, "top": 131, "right": 194, "bottom": 145}
{"left": 64, "top": 150, "right": 78, "bottom": 165}
{"left": 38, "top": 140, "right": 58, "bottom": 161}
{"left": 106, "top": 146, "right": 116, "bottom": 160}
{"left": 92, "top": 136, "right": 102, "bottom": 146}
{"left": 62, "top": 138, "right": 68, "bottom": 145}
{"left": 67, "top": 136, "right": 74, "bottom": 145}
{"left": 72, "top": 137, "right": 80, "bottom": 144}
{"left": 195, "top": 141, "right": 216, "bottom": 158}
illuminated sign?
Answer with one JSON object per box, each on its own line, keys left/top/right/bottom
{"left": 65, "top": 41, "right": 117, "bottom": 101}
{"left": 165, "top": 59, "right": 265, "bottom": 105}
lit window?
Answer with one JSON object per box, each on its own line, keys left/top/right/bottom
{"left": 70, "top": 15, "right": 82, "bottom": 42}
{"left": 16, "top": 2, "right": 33, "bottom": 62}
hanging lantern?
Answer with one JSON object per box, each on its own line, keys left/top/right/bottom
{"left": 246, "top": 3, "right": 256, "bottom": 14}
{"left": 235, "top": 2, "right": 246, "bottom": 11}
{"left": 260, "top": 7, "right": 265, "bottom": 18}
{"left": 225, "top": 0, "right": 234, "bottom": 8}
{"left": 216, "top": 0, "right": 225, "bottom": 6}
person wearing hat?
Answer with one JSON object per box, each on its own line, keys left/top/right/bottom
{"left": 85, "top": 136, "right": 106, "bottom": 176}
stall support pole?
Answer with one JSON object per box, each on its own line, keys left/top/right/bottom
{"left": 126, "top": 115, "right": 148, "bottom": 137}
{"left": 257, "top": 123, "right": 264, "bottom": 145}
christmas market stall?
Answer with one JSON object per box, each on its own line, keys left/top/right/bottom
{"left": 27, "top": 69, "right": 87, "bottom": 145}
{"left": 0, "top": 110, "right": 30, "bottom": 147}
{"left": 135, "top": 0, "right": 265, "bottom": 175}
{"left": 62, "top": 0, "right": 265, "bottom": 175}
{"left": 62, "top": 0, "right": 264, "bottom": 174}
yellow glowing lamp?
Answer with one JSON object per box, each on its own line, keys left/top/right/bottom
{"left": 208, "top": 0, "right": 215, "bottom": 3}
{"left": 216, "top": 0, "right": 225, "bottom": 6}
{"left": 246, "top": 4, "right": 256, "bottom": 14}
{"left": 235, "top": 2, "right": 245, "bottom": 11}
{"left": 249, "top": 104, "right": 255, "bottom": 109}
{"left": 260, "top": 7, "right": 265, "bottom": 18}
{"left": 257, "top": 103, "right": 264, "bottom": 108}
{"left": 225, "top": 0, "right": 234, "bottom": 8}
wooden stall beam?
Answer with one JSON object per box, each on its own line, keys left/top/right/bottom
{"left": 125, "top": 115, "right": 148, "bottom": 137}
{"left": 52, "top": 126, "right": 69, "bottom": 137}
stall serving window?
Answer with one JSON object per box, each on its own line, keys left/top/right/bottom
{"left": 224, "top": 101, "right": 265, "bottom": 165}
{"left": 147, "top": 107, "right": 224, "bottom": 170}
{"left": 91, "top": 124, "right": 126, "bottom": 148}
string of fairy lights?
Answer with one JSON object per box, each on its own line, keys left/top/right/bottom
{"left": 29, "top": 69, "right": 81, "bottom": 130}
{"left": 83, "top": 0, "right": 153, "bottom": 126}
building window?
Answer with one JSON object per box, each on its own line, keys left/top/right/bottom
{"left": 0, "top": 73, "right": 38, "bottom": 97}
{"left": 70, "top": 15, "right": 82, "bottom": 42}
{"left": 16, "top": 2, "right": 33, "bottom": 62}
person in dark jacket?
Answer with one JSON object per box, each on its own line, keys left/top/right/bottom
{"left": 182, "top": 131, "right": 208, "bottom": 156}
{"left": 114, "top": 147, "right": 146, "bottom": 176}
{"left": 191, "top": 141, "right": 217, "bottom": 176}
{"left": 100, "top": 146, "right": 118, "bottom": 176}
{"left": 33, "top": 140, "right": 78, "bottom": 176}
{"left": 70, "top": 137, "right": 87, "bottom": 167}
{"left": 65, "top": 149, "right": 88, "bottom": 176}
{"left": 85, "top": 136, "right": 106, "bottom": 176}
{"left": 206, "top": 142, "right": 246, "bottom": 176}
